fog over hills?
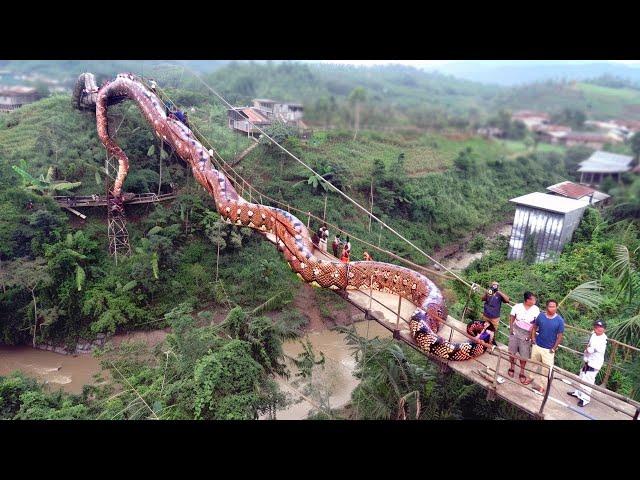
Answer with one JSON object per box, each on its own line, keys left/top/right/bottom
{"left": 431, "top": 60, "right": 640, "bottom": 86}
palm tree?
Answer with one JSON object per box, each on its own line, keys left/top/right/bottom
{"left": 607, "top": 243, "right": 640, "bottom": 345}
{"left": 338, "top": 325, "right": 433, "bottom": 420}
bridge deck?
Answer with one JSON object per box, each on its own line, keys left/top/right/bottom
{"left": 54, "top": 193, "right": 176, "bottom": 208}
{"left": 310, "top": 246, "right": 637, "bottom": 420}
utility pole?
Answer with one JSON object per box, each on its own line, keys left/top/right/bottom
{"left": 368, "top": 177, "right": 373, "bottom": 232}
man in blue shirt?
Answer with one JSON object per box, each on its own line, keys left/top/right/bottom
{"left": 529, "top": 299, "right": 564, "bottom": 394}
{"left": 481, "top": 281, "right": 510, "bottom": 330}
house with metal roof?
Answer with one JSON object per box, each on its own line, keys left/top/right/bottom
{"left": 507, "top": 192, "right": 589, "bottom": 263}
{"left": 228, "top": 98, "right": 309, "bottom": 138}
{"left": 578, "top": 151, "right": 635, "bottom": 185}
{"left": 0, "top": 85, "right": 38, "bottom": 112}
{"left": 546, "top": 181, "right": 610, "bottom": 206}
{"left": 559, "top": 132, "right": 614, "bottom": 150}
{"left": 227, "top": 107, "right": 271, "bottom": 137}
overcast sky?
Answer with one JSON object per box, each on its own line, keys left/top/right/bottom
{"left": 309, "top": 60, "right": 640, "bottom": 68}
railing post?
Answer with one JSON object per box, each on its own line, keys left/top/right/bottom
{"left": 393, "top": 295, "right": 402, "bottom": 339}
{"left": 369, "top": 274, "right": 374, "bottom": 312}
{"left": 538, "top": 366, "right": 554, "bottom": 418}
{"left": 602, "top": 342, "right": 619, "bottom": 389}
{"left": 307, "top": 211, "right": 311, "bottom": 229}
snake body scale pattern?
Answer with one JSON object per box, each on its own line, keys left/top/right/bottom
{"left": 78, "top": 72, "right": 488, "bottom": 361}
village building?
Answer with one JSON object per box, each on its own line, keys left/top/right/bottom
{"left": 0, "top": 86, "right": 38, "bottom": 112}
{"left": 507, "top": 192, "right": 589, "bottom": 263}
{"left": 546, "top": 181, "right": 610, "bottom": 206}
{"left": 533, "top": 124, "right": 571, "bottom": 144}
{"left": 558, "top": 132, "right": 616, "bottom": 149}
{"left": 584, "top": 120, "right": 632, "bottom": 141}
{"left": 228, "top": 98, "right": 309, "bottom": 138}
{"left": 611, "top": 119, "right": 640, "bottom": 135}
{"left": 577, "top": 151, "right": 635, "bottom": 185}
{"left": 477, "top": 127, "right": 505, "bottom": 139}
{"left": 511, "top": 110, "right": 550, "bottom": 130}
{"left": 227, "top": 106, "right": 271, "bottom": 138}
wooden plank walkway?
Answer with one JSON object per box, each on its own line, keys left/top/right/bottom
{"left": 54, "top": 193, "right": 176, "bottom": 208}
{"left": 309, "top": 245, "right": 638, "bottom": 420}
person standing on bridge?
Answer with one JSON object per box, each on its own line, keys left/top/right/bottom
{"left": 530, "top": 299, "right": 565, "bottom": 395}
{"left": 319, "top": 225, "right": 329, "bottom": 253}
{"left": 332, "top": 234, "right": 342, "bottom": 258}
{"left": 149, "top": 79, "right": 158, "bottom": 94}
{"left": 481, "top": 281, "right": 510, "bottom": 330}
{"left": 508, "top": 291, "right": 540, "bottom": 385}
{"left": 568, "top": 319, "right": 607, "bottom": 407}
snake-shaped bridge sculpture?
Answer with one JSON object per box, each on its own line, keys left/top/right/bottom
{"left": 77, "top": 72, "right": 488, "bottom": 361}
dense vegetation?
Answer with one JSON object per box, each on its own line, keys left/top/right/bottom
{"left": 448, "top": 204, "right": 640, "bottom": 401}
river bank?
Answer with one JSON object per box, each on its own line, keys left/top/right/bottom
{"left": 1, "top": 222, "right": 511, "bottom": 416}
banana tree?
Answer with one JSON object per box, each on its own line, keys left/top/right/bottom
{"left": 12, "top": 164, "right": 81, "bottom": 196}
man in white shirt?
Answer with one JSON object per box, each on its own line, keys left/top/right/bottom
{"left": 508, "top": 291, "right": 540, "bottom": 385}
{"left": 568, "top": 319, "right": 607, "bottom": 407}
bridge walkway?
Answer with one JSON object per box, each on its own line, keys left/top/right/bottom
{"left": 309, "top": 245, "right": 639, "bottom": 420}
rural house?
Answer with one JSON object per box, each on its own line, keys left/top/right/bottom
{"left": 507, "top": 192, "right": 588, "bottom": 263}
{"left": 0, "top": 86, "right": 38, "bottom": 112}
{"left": 577, "top": 151, "right": 635, "bottom": 186}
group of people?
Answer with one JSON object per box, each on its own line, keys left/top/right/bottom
{"left": 311, "top": 225, "right": 374, "bottom": 264}
{"left": 331, "top": 234, "right": 353, "bottom": 263}
{"left": 480, "top": 281, "right": 607, "bottom": 408}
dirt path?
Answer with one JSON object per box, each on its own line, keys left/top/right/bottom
{"left": 440, "top": 223, "right": 512, "bottom": 272}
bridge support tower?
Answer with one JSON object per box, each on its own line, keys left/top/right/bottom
{"left": 105, "top": 152, "right": 131, "bottom": 263}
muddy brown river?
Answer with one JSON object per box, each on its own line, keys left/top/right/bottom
{"left": 0, "top": 321, "right": 393, "bottom": 418}
{"left": 0, "top": 345, "right": 103, "bottom": 394}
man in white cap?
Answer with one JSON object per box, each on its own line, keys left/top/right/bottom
{"left": 568, "top": 319, "right": 607, "bottom": 407}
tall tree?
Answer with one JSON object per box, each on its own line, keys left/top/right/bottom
{"left": 5, "top": 257, "right": 51, "bottom": 347}
{"left": 630, "top": 132, "right": 640, "bottom": 163}
{"left": 349, "top": 87, "right": 367, "bottom": 141}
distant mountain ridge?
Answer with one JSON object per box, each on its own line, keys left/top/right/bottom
{"left": 437, "top": 61, "right": 640, "bottom": 86}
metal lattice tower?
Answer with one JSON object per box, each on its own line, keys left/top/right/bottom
{"left": 105, "top": 151, "right": 131, "bottom": 263}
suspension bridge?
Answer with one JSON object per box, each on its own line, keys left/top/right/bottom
{"left": 70, "top": 68, "right": 640, "bottom": 420}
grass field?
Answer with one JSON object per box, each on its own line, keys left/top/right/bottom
{"left": 296, "top": 130, "right": 534, "bottom": 182}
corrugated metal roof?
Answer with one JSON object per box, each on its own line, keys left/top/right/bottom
{"left": 546, "top": 181, "right": 610, "bottom": 204}
{"left": 578, "top": 163, "right": 632, "bottom": 173}
{"left": 546, "top": 181, "right": 596, "bottom": 199}
{"left": 510, "top": 192, "right": 587, "bottom": 214}
{"left": 580, "top": 151, "right": 634, "bottom": 165}
{"left": 241, "top": 108, "right": 270, "bottom": 124}
{"left": 577, "top": 151, "right": 633, "bottom": 173}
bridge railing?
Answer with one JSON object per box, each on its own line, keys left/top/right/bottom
{"left": 347, "top": 278, "right": 640, "bottom": 419}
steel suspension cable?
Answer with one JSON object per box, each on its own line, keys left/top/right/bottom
{"left": 148, "top": 78, "right": 453, "bottom": 279}
{"left": 141, "top": 70, "right": 640, "bottom": 355}
{"left": 173, "top": 64, "right": 474, "bottom": 288}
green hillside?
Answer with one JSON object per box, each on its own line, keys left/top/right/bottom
{"left": 493, "top": 81, "right": 640, "bottom": 121}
